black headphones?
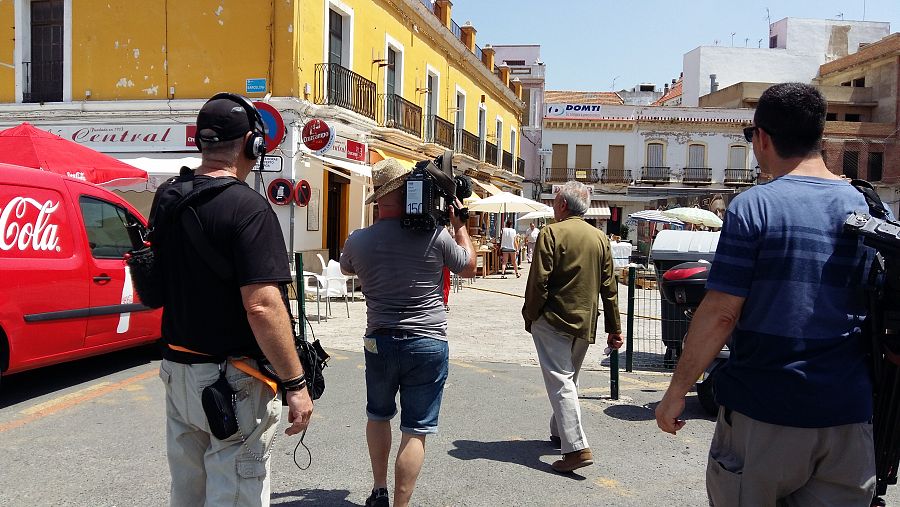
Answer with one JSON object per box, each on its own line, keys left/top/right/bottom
{"left": 197, "top": 92, "right": 267, "bottom": 160}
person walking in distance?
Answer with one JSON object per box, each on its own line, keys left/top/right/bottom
{"left": 523, "top": 180, "right": 623, "bottom": 473}
{"left": 525, "top": 222, "right": 539, "bottom": 263}
{"left": 499, "top": 220, "right": 520, "bottom": 278}
{"left": 341, "top": 158, "right": 477, "bottom": 507}
{"left": 656, "top": 83, "right": 878, "bottom": 505}
{"left": 154, "top": 93, "right": 313, "bottom": 506}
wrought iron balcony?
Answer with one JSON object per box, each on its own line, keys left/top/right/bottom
{"left": 724, "top": 169, "right": 757, "bottom": 186}
{"left": 22, "top": 60, "right": 63, "bottom": 103}
{"left": 682, "top": 167, "right": 712, "bottom": 185}
{"left": 543, "top": 167, "right": 600, "bottom": 183}
{"left": 501, "top": 150, "right": 513, "bottom": 171}
{"left": 456, "top": 128, "right": 480, "bottom": 160}
{"left": 425, "top": 115, "right": 455, "bottom": 150}
{"left": 484, "top": 141, "right": 498, "bottom": 165}
{"left": 601, "top": 169, "right": 634, "bottom": 184}
{"left": 638, "top": 166, "right": 671, "bottom": 184}
{"left": 314, "top": 63, "right": 377, "bottom": 120}
{"left": 378, "top": 94, "right": 422, "bottom": 137}
{"left": 516, "top": 157, "right": 525, "bottom": 177}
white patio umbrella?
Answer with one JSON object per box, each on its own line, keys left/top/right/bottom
{"left": 516, "top": 208, "right": 554, "bottom": 221}
{"left": 468, "top": 192, "right": 551, "bottom": 213}
{"left": 662, "top": 207, "right": 723, "bottom": 228}
{"left": 628, "top": 209, "right": 684, "bottom": 225}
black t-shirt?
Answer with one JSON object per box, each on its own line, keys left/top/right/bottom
{"left": 158, "top": 175, "right": 291, "bottom": 358}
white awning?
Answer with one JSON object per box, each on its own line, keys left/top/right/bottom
{"left": 471, "top": 178, "right": 503, "bottom": 196}
{"left": 112, "top": 154, "right": 201, "bottom": 191}
{"left": 304, "top": 153, "right": 371, "bottom": 178}
{"left": 585, "top": 201, "right": 611, "bottom": 219}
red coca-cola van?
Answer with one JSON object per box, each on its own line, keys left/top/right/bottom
{"left": 0, "top": 163, "right": 161, "bottom": 386}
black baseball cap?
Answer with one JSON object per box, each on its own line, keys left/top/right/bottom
{"left": 196, "top": 97, "right": 252, "bottom": 143}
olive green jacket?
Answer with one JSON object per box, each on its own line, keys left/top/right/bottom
{"left": 522, "top": 216, "right": 621, "bottom": 343}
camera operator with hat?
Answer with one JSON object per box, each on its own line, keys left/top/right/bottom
{"left": 153, "top": 93, "right": 313, "bottom": 506}
{"left": 341, "top": 158, "right": 476, "bottom": 507}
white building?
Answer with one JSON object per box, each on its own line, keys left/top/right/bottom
{"left": 541, "top": 101, "right": 754, "bottom": 243}
{"left": 492, "top": 45, "right": 545, "bottom": 202}
{"left": 683, "top": 17, "right": 890, "bottom": 106}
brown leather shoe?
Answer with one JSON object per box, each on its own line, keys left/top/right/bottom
{"left": 551, "top": 448, "right": 594, "bottom": 473}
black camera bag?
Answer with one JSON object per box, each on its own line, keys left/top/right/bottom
{"left": 126, "top": 168, "right": 239, "bottom": 308}
{"left": 200, "top": 367, "right": 239, "bottom": 440}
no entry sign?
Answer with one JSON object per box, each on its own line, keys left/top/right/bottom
{"left": 267, "top": 178, "right": 294, "bottom": 205}
{"left": 294, "top": 179, "right": 312, "bottom": 207}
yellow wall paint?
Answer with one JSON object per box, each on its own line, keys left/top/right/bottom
{"left": 0, "top": 0, "right": 14, "bottom": 102}
{"left": 1, "top": 0, "right": 520, "bottom": 154}
{"left": 297, "top": 0, "right": 521, "bottom": 156}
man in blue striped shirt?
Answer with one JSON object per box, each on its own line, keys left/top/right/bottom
{"left": 656, "top": 82, "right": 877, "bottom": 506}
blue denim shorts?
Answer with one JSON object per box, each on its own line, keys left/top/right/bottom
{"left": 363, "top": 330, "right": 449, "bottom": 435}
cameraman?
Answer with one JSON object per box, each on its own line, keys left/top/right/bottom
{"left": 341, "top": 158, "right": 476, "bottom": 507}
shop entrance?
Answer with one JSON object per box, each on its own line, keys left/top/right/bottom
{"left": 325, "top": 172, "right": 349, "bottom": 261}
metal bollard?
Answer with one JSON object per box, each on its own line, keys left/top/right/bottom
{"left": 626, "top": 266, "right": 635, "bottom": 372}
{"left": 610, "top": 348, "right": 619, "bottom": 400}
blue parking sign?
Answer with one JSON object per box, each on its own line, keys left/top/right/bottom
{"left": 246, "top": 78, "right": 267, "bottom": 94}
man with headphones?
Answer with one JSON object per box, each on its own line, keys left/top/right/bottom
{"left": 154, "top": 93, "right": 313, "bottom": 506}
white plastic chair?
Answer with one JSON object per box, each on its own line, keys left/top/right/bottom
{"left": 314, "top": 259, "right": 350, "bottom": 318}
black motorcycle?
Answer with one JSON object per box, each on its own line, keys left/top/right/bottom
{"left": 659, "top": 261, "right": 730, "bottom": 416}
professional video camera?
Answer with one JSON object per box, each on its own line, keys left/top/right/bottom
{"left": 401, "top": 149, "right": 473, "bottom": 231}
{"left": 844, "top": 211, "right": 900, "bottom": 507}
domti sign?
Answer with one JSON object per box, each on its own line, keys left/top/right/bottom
{"left": 545, "top": 104, "right": 606, "bottom": 118}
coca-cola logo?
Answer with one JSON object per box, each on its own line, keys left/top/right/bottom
{"left": 0, "top": 197, "right": 61, "bottom": 252}
{"left": 301, "top": 119, "right": 334, "bottom": 153}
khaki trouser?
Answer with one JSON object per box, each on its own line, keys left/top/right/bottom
{"left": 707, "top": 407, "right": 875, "bottom": 507}
{"left": 159, "top": 359, "right": 281, "bottom": 507}
{"left": 531, "top": 315, "right": 590, "bottom": 454}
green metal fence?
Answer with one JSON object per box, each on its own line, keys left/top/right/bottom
{"left": 620, "top": 266, "right": 690, "bottom": 372}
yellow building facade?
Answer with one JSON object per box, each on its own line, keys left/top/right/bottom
{"left": 0, "top": 0, "right": 523, "bottom": 259}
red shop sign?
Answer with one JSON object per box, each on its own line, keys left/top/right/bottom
{"left": 301, "top": 119, "right": 334, "bottom": 153}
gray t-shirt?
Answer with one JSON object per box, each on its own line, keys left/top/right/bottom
{"left": 341, "top": 219, "right": 470, "bottom": 340}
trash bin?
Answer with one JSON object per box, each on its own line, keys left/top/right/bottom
{"left": 649, "top": 230, "right": 720, "bottom": 366}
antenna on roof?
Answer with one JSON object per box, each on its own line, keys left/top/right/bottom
{"left": 766, "top": 8, "right": 772, "bottom": 35}
{"left": 836, "top": 12, "right": 844, "bottom": 20}
{"left": 610, "top": 75, "right": 620, "bottom": 90}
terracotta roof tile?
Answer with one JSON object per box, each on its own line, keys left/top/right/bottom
{"left": 544, "top": 90, "right": 624, "bottom": 105}
{"left": 652, "top": 79, "right": 682, "bottom": 106}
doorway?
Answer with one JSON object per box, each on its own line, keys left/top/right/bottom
{"left": 325, "top": 172, "right": 349, "bottom": 261}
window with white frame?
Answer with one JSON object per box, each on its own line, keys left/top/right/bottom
{"left": 496, "top": 118, "right": 503, "bottom": 164}
{"left": 510, "top": 129, "right": 517, "bottom": 159}
{"left": 687, "top": 144, "right": 706, "bottom": 168}
{"left": 16, "top": 0, "right": 71, "bottom": 103}
{"left": 324, "top": 1, "right": 353, "bottom": 68}
{"left": 646, "top": 142, "right": 664, "bottom": 167}
{"left": 728, "top": 145, "right": 748, "bottom": 169}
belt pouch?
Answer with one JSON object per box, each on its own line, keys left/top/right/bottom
{"left": 201, "top": 365, "right": 238, "bottom": 440}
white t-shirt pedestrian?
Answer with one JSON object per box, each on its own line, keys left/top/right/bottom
{"left": 527, "top": 226, "right": 539, "bottom": 244}
{"left": 500, "top": 227, "right": 518, "bottom": 251}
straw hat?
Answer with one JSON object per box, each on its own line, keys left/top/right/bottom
{"left": 365, "top": 158, "right": 410, "bottom": 204}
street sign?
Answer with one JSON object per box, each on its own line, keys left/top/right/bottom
{"left": 294, "top": 179, "right": 312, "bottom": 207}
{"left": 246, "top": 78, "right": 267, "bottom": 94}
{"left": 253, "top": 101, "right": 285, "bottom": 153}
{"left": 267, "top": 178, "right": 294, "bottom": 205}
{"left": 257, "top": 155, "right": 283, "bottom": 173}
{"left": 537, "top": 147, "right": 553, "bottom": 155}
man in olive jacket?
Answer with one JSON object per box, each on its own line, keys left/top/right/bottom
{"left": 523, "top": 180, "right": 623, "bottom": 474}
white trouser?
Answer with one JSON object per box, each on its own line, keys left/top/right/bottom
{"left": 159, "top": 359, "right": 281, "bottom": 507}
{"left": 530, "top": 316, "right": 590, "bottom": 454}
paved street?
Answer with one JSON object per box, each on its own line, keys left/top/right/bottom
{"left": 1, "top": 263, "right": 895, "bottom": 506}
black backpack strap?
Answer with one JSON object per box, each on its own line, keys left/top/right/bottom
{"left": 176, "top": 176, "right": 242, "bottom": 280}
{"left": 851, "top": 179, "right": 890, "bottom": 220}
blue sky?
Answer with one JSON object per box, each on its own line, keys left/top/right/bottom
{"left": 449, "top": 0, "right": 900, "bottom": 92}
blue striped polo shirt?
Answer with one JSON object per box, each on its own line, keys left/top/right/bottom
{"left": 707, "top": 175, "right": 875, "bottom": 427}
